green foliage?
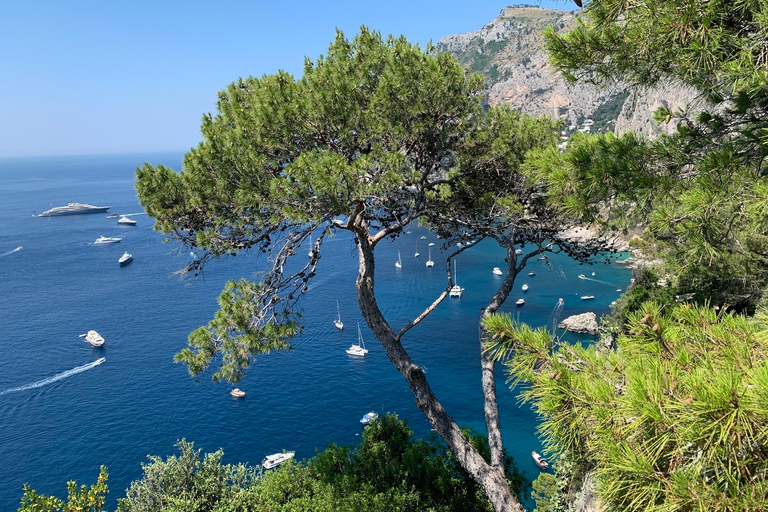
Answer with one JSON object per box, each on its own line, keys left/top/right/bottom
{"left": 122, "top": 439, "right": 257, "bottom": 512}
{"left": 18, "top": 466, "right": 114, "bottom": 512}
{"left": 535, "top": 1, "right": 768, "bottom": 312}
{"left": 531, "top": 472, "right": 557, "bottom": 512}
{"left": 485, "top": 303, "right": 768, "bottom": 511}
{"left": 251, "top": 414, "right": 528, "bottom": 512}
{"left": 136, "top": 26, "right": 487, "bottom": 385}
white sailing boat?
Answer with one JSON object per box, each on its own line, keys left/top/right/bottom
{"left": 414, "top": 241, "right": 419, "bottom": 258}
{"left": 426, "top": 245, "right": 434, "bottom": 267}
{"left": 449, "top": 260, "right": 463, "bottom": 298}
{"left": 334, "top": 300, "right": 344, "bottom": 330}
{"left": 395, "top": 250, "right": 402, "bottom": 268}
{"left": 308, "top": 233, "right": 313, "bottom": 257}
{"left": 346, "top": 323, "right": 368, "bottom": 356}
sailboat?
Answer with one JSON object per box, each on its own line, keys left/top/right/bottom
{"left": 308, "top": 232, "right": 313, "bottom": 257}
{"left": 449, "top": 260, "right": 463, "bottom": 297}
{"left": 426, "top": 245, "right": 434, "bottom": 267}
{"left": 346, "top": 323, "right": 368, "bottom": 356}
{"left": 414, "top": 242, "right": 419, "bottom": 258}
{"left": 334, "top": 300, "right": 344, "bottom": 330}
{"left": 395, "top": 251, "right": 402, "bottom": 268}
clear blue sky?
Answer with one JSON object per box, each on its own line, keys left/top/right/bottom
{"left": 0, "top": 1, "right": 574, "bottom": 158}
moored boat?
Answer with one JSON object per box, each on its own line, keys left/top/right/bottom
{"left": 346, "top": 323, "right": 368, "bottom": 356}
{"left": 532, "top": 451, "right": 549, "bottom": 470}
{"left": 516, "top": 298, "right": 525, "bottom": 306}
{"left": 263, "top": 451, "right": 295, "bottom": 469}
{"left": 84, "top": 330, "right": 105, "bottom": 347}
{"left": 581, "top": 295, "right": 595, "bottom": 300}
{"left": 38, "top": 202, "right": 110, "bottom": 217}
{"left": 117, "top": 215, "right": 137, "bottom": 225}
{"left": 360, "top": 411, "right": 378, "bottom": 425}
{"left": 118, "top": 252, "right": 133, "bottom": 265}
{"left": 493, "top": 267, "right": 503, "bottom": 276}
{"left": 230, "top": 388, "right": 245, "bottom": 398}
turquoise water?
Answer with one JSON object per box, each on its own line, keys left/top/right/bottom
{"left": 0, "top": 153, "right": 631, "bottom": 509}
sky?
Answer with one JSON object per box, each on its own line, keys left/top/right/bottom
{"left": 0, "top": 1, "right": 575, "bottom": 158}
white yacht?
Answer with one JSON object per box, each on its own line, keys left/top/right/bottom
{"left": 522, "top": 284, "right": 529, "bottom": 291}
{"left": 263, "top": 451, "right": 295, "bottom": 470}
{"left": 516, "top": 298, "right": 525, "bottom": 306}
{"left": 84, "top": 330, "right": 105, "bottom": 347}
{"left": 94, "top": 236, "right": 122, "bottom": 245}
{"left": 360, "top": 411, "right": 378, "bottom": 425}
{"left": 38, "top": 202, "right": 110, "bottom": 217}
{"left": 449, "top": 260, "right": 463, "bottom": 298}
{"left": 118, "top": 252, "right": 133, "bottom": 265}
{"left": 117, "top": 216, "right": 137, "bottom": 225}
{"left": 334, "top": 300, "right": 344, "bottom": 330}
{"left": 493, "top": 267, "right": 503, "bottom": 276}
{"left": 230, "top": 388, "right": 245, "bottom": 398}
{"left": 346, "top": 323, "right": 368, "bottom": 356}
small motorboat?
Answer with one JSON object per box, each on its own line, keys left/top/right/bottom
{"left": 420, "top": 236, "right": 427, "bottom": 240}
{"left": 532, "top": 451, "right": 549, "bottom": 470}
{"left": 360, "top": 411, "right": 378, "bottom": 425}
{"left": 528, "top": 272, "right": 535, "bottom": 276}
{"left": 95, "top": 357, "right": 106, "bottom": 365}
{"left": 118, "top": 252, "right": 133, "bottom": 266}
{"left": 581, "top": 295, "right": 595, "bottom": 300}
{"left": 516, "top": 298, "right": 525, "bottom": 306}
{"left": 522, "top": 284, "right": 529, "bottom": 291}
{"left": 577, "top": 274, "right": 586, "bottom": 279}
{"left": 106, "top": 214, "right": 119, "bottom": 219}
{"left": 515, "top": 249, "right": 523, "bottom": 254}
{"left": 230, "top": 388, "right": 245, "bottom": 398}
{"left": 84, "top": 330, "right": 105, "bottom": 347}
{"left": 263, "top": 451, "right": 295, "bottom": 470}
{"left": 493, "top": 267, "right": 503, "bottom": 276}
{"left": 94, "top": 236, "right": 122, "bottom": 245}
{"left": 117, "top": 215, "right": 137, "bottom": 226}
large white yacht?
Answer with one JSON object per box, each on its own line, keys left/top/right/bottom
{"left": 94, "top": 236, "right": 122, "bottom": 245}
{"left": 38, "top": 202, "right": 110, "bottom": 217}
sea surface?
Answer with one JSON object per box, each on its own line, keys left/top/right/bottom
{"left": 0, "top": 153, "right": 632, "bottom": 510}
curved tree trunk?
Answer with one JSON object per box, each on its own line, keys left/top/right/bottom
{"left": 354, "top": 232, "right": 524, "bottom": 512}
{"left": 480, "top": 246, "right": 519, "bottom": 469}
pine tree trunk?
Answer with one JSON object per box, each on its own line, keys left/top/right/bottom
{"left": 355, "top": 233, "right": 524, "bottom": 512}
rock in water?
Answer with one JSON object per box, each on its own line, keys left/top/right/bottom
{"left": 558, "top": 312, "right": 598, "bottom": 335}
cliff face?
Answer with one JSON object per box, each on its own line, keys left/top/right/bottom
{"left": 614, "top": 79, "right": 711, "bottom": 138}
{"left": 437, "top": 6, "right": 624, "bottom": 127}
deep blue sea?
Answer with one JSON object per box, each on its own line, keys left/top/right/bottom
{"left": 0, "top": 153, "right": 631, "bottom": 510}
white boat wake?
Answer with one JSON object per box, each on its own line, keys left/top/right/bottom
{"left": 0, "top": 358, "right": 105, "bottom": 396}
{"left": 0, "top": 246, "right": 22, "bottom": 257}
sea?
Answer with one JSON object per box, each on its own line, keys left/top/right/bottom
{"left": 0, "top": 153, "right": 632, "bottom": 510}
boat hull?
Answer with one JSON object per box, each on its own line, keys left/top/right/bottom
{"left": 38, "top": 203, "right": 110, "bottom": 216}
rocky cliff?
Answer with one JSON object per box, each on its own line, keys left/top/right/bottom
{"left": 438, "top": 5, "right": 705, "bottom": 138}
{"left": 437, "top": 6, "right": 625, "bottom": 130}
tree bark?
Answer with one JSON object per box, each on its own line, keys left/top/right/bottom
{"left": 354, "top": 231, "right": 524, "bottom": 512}
{"left": 480, "top": 246, "right": 519, "bottom": 469}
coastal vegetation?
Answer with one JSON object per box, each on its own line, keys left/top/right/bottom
{"left": 19, "top": 416, "right": 525, "bottom": 512}
{"left": 480, "top": 1, "right": 768, "bottom": 510}
{"left": 20, "top": 2, "right": 768, "bottom": 511}
{"left": 132, "top": 19, "right": 629, "bottom": 510}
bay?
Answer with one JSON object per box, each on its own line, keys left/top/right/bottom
{"left": 0, "top": 153, "right": 631, "bottom": 510}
